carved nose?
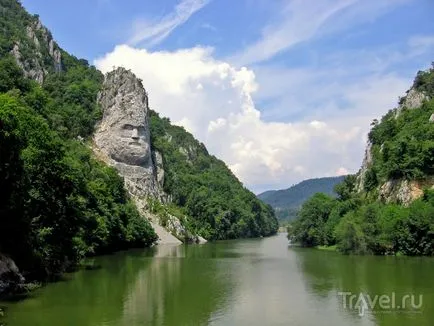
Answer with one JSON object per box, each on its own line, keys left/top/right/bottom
{"left": 131, "top": 128, "right": 139, "bottom": 140}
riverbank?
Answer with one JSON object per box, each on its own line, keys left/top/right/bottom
{"left": 316, "top": 245, "right": 337, "bottom": 251}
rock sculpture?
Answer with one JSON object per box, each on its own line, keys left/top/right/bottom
{"left": 94, "top": 67, "right": 205, "bottom": 244}
{"left": 94, "top": 67, "right": 162, "bottom": 199}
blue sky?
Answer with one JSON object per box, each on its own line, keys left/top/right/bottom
{"left": 21, "top": 0, "right": 434, "bottom": 192}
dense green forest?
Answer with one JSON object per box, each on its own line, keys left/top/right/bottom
{"left": 258, "top": 176, "right": 345, "bottom": 221}
{"left": 0, "top": 0, "right": 277, "bottom": 284}
{"left": 149, "top": 111, "right": 278, "bottom": 240}
{"left": 289, "top": 67, "right": 434, "bottom": 256}
{"left": 0, "top": 0, "right": 157, "bottom": 280}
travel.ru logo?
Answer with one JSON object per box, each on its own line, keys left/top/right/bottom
{"left": 337, "top": 292, "right": 423, "bottom": 317}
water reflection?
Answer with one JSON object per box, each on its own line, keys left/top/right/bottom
{"left": 294, "top": 247, "right": 434, "bottom": 325}
{"left": 2, "top": 250, "right": 152, "bottom": 326}
{"left": 121, "top": 244, "right": 232, "bottom": 326}
{"left": 2, "top": 244, "right": 232, "bottom": 326}
{"left": 182, "top": 234, "right": 362, "bottom": 326}
{"left": 2, "top": 234, "right": 433, "bottom": 326}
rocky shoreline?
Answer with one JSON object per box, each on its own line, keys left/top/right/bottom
{"left": 0, "top": 254, "right": 26, "bottom": 299}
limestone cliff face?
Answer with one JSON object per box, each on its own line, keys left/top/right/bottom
{"left": 378, "top": 178, "right": 433, "bottom": 206}
{"left": 94, "top": 68, "right": 162, "bottom": 199}
{"left": 93, "top": 68, "right": 204, "bottom": 244}
{"left": 355, "top": 80, "right": 433, "bottom": 205}
{"left": 355, "top": 140, "right": 373, "bottom": 193}
{"left": 398, "top": 88, "right": 428, "bottom": 112}
{"left": 376, "top": 88, "right": 434, "bottom": 205}
{"left": 11, "top": 18, "right": 62, "bottom": 84}
{"left": 356, "top": 86, "right": 426, "bottom": 193}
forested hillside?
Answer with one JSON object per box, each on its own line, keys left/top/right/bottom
{"left": 150, "top": 111, "right": 278, "bottom": 240}
{"left": 0, "top": 0, "right": 157, "bottom": 281}
{"left": 0, "top": 0, "right": 277, "bottom": 288}
{"left": 289, "top": 66, "right": 434, "bottom": 256}
{"left": 258, "top": 176, "right": 345, "bottom": 221}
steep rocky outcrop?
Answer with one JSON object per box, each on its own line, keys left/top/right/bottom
{"left": 94, "top": 68, "right": 162, "bottom": 199}
{"left": 356, "top": 85, "right": 428, "bottom": 193}
{"left": 94, "top": 68, "right": 203, "bottom": 244}
{"left": 355, "top": 140, "right": 373, "bottom": 193}
{"left": 355, "top": 70, "right": 434, "bottom": 203}
{"left": 398, "top": 88, "right": 428, "bottom": 112}
{"left": 378, "top": 178, "right": 434, "bottom": 206}
{"left": 11, "top": 18, "right": 62, "bottom": 84}
{"left": 0, "top": 254, "right": 25, "bottom": 297}
{"left": 153, "top": 151, "right": 165, "bottom": 189}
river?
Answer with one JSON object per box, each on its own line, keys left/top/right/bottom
{"left": 1, "top": 233, "right": 433, "bottom": 326}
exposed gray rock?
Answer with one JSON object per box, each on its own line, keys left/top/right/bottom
{"left": 395, "top": 88, "right": 428, "bottom": 118}
{"left": 0, "top": 254, "right": 25, "bottom": 297}
{"left": 94, "top": 67, "right": 163, "bottom": 199}
{"left": 149, "top": 222, "right": 182, "bottom": 245}
{"left": 355, "top": 140, "right": 373, "bottom": 192}
{"left": 12, "top": 42, "right": 45, "bottom": 84}
{"left": 355, "top": 66, "right": 433, "bottom": 203}
{"left": 49, "top": 39, "right": 62, "bottom": 72}
{"left": 163, "top": 213, "right": 206, "bottom": 244}
{"left": 153, "top": 151, "right": 165, "bottom": 188}
{"left": 96, "top": 69, "right": 151, "bottom": 164}
{"left": 178, "top": 144, "right": 200, "bottom": 163}
{"left": 379, "top": 179, "right": 425, "bottom": 206}
{"left": 401, "top": 88, "right": 427, "bottom": 109}
{"left": 94, "top": 68, "right": 205, "bottom": 244}
{"left": 133, "top": 199, "right": 182, "bottom": 245}
{"left": 11, "top": 18, "right": 62, "bottom": 84}
{"left": 196, "top": 236, "right": 208, "bottom": 244}
{"left": 26, "top": 25, "right": 40, "bottom": 48}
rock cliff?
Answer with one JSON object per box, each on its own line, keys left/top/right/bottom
{"left": 355, "top": 140, "right": 373, "bottom": 193}
{"left": 94, "top": 68, "right": 162, "bottom": 199}
{"left": 94, "top": 67, "right": 203, "bottom": 244}
{"left": 398, "top": 88, "right": 428, "bottom": 111}
{"left": 355, "top": 71, "right": 434, "bottom": 205}
{"left": 378, "top": 178, "right": 433, "bottom": 206}
{"left": 11, "top": 18, "right": 62, "bottom": 84}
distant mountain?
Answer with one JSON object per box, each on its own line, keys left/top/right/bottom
{"left": 258, "top": 176, "right": 346, "bottom": 220}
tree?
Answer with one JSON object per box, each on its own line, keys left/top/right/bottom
{"left": 290, "top": 193, "right": 335, "bottom": 247}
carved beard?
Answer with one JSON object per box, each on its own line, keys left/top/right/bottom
{"left": 96, "top": 118, "right": 152, "bottom": 167}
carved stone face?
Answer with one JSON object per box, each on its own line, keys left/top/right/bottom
{"left": 94, "top": 67, "right": 153, "bottom": 168}
{"left": 105, "top": 117, "right": 151, "bottom": 166}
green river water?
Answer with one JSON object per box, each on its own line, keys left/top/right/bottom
{"left": 1, "top": 233, "right": 433, "bottom": 326}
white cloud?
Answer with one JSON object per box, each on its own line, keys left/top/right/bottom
{"left": 336, "top": 167, "right": 349, "bottom": 176}
{"left": 95, "top": 45, "right": 413, "bottom": 192}
{"left": 128, "top": 0, "right": 210, "bottom": 47}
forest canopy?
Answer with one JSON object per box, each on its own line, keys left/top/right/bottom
{"left": 289, "top": 66, "right": 434, "bottom": 256}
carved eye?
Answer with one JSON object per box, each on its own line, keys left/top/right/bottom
{"left": 123, "top": 124, "right": 134, "bottom": 130}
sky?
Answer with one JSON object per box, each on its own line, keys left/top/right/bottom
{"left": 21, "top": 0, "right": 434, "bottom": 193}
